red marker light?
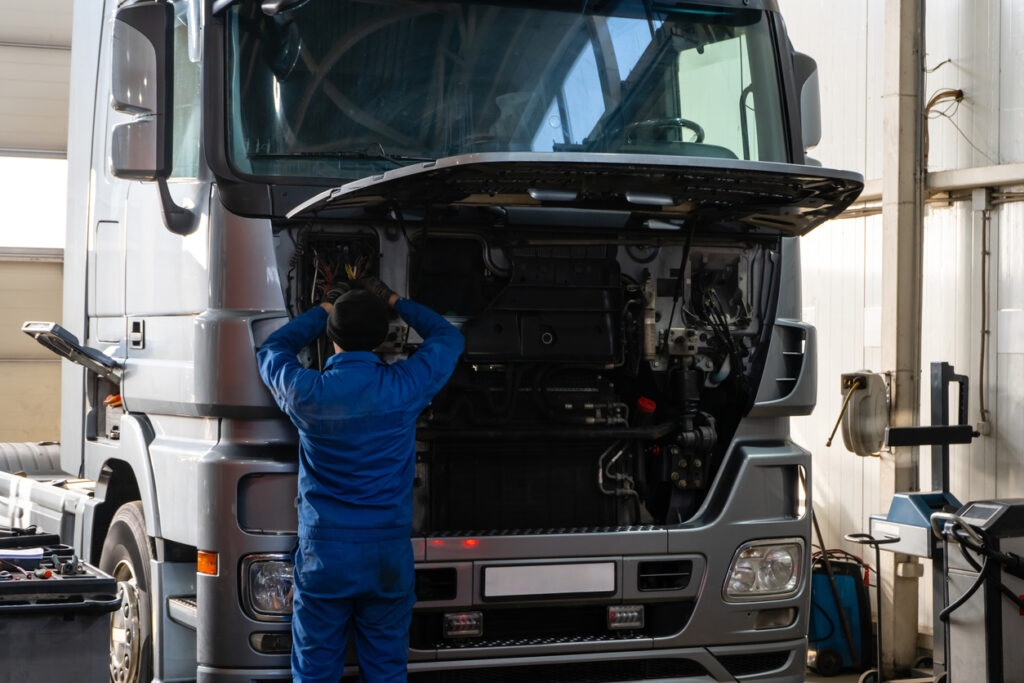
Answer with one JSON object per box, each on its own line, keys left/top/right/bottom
{"left": 430, "top": 540, "right": 444, "bottom": 546}
{"left": 637, "top": 397, "right": 656, "bottom": 414}
{"left": 463, "top": 539, "right": 478, "bottom": 547}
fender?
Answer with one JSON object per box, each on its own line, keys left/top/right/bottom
{"left": 86, "top": 413, "right": 162, "bottom": 539}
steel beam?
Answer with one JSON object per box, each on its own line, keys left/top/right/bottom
{"left": 928, "top": 163, "right": 1024, "bottom": 193}
{"left": 0, "top": 247, "right": 64, "bottom": 264}
{"left": 845, "top": 164, "right": 1024, "bottom": 206}
{"left": 879, "top": 0, "right": 925, "bottom": 675}
{"left": 0, "top": 148, "right": 67, "bottom": 159}
{"left": 0, "top": 40, "right": 70, "bottom": 51}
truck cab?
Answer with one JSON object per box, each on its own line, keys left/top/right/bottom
{"left": 18, "top": 0, "right": 862, "bottom": 681}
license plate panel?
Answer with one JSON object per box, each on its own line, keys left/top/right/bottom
{"left": 482, "top": 562, "right": 616, "bottom": 599}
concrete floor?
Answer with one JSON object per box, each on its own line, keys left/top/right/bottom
{"left": 804, "top": 668, "right": 937, "bottom": 682}
{"left": 804, "top": 673, "right": 862, "bottom": 683}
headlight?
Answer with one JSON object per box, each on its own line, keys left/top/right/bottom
{"left": 242, "top": 554, "right": 294, "bottom": 621}
{"left": 723, "top": 539, "right": 802, "bottom": 601}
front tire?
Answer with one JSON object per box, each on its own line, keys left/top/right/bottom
{"left": 814, "top": 648, "right": 843, "bottom": 677}
{"left": 858, "top": 669, "right": 879, "bottom": 683}
{"left": 100, "top": 501, "right": 154, "bottom": 683}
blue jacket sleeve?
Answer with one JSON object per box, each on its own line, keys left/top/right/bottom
{"left": 389, "top": 298, "right": 465, "bottom": 407}
{"left": 256, "top": 306, "right": 327, "bottom": 416}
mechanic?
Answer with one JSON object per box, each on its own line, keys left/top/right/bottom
{"left": 256, "top": 277, "right": 465, "bottom": 683}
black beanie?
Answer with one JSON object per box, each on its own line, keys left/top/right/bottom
{"left": 326, "top": 290, "right": 390, "bottom": 351}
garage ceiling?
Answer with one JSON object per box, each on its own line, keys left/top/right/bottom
{"left": 0, "top": 0, "right": 73, "bottom": 156}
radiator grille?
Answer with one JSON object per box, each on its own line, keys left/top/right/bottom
{"left": 637, "top": 559, "right": 693, "bottom": 591}
{"left": 437, "top": 634, "right": 640, "bottom": 649}
{"left": 411, "top": 602, "right": 693, "bottom": 649}
{"left": 428, "top": 441, "right": 621, "bottom": 532}
{"left": 772, "top": 322, "right": 806, "bottom": 399}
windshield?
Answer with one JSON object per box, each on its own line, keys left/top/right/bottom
{"left": 226, "top": 0, "right": 788, "bottom": 180}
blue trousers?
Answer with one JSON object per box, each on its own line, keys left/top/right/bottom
{"left": 291, "top": 536, "right": 415, "bottom": 683}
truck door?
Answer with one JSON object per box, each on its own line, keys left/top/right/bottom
{"left": 121, "top": 0, "right": 209, "bottom": 417}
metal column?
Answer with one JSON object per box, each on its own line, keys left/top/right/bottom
{"left": 930, "top": 363, "right": 968, "bottom": 679}
{"left": 880, "top": 0, "right": 926, "bottom": 674}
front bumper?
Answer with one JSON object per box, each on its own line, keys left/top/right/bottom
{"left": 197, "top": 639, "right": 807, "bottom": 682}
{"left": 196, "top": 438, "right": 810, "bottom": 680}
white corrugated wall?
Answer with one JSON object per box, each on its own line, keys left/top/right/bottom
{"left": 0, "top": 0, "right": 72, "bottom": 156}
{"left": 779, "top": 0, "right": 1024, "bottom": 637}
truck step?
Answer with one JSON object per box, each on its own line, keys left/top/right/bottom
{"left": 168, "top": 595, "right": 198, "bottom": 630}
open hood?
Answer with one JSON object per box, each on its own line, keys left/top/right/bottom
{"left": 286, "top": 152, "right": 863, "bottom": 236}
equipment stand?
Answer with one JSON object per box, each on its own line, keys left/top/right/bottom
{"left": 862, "top": 362, "right": 978, "bottom": 682}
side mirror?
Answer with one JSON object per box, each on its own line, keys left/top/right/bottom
{"left": 110, "top": 1, "right": 173, "bottom": 180}
{"left": 792, "top": 52, "right": 822, "bottom": 152}
{"left": 110, "top": 1, "right": 195, "bottom": 235}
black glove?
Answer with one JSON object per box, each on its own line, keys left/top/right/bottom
{"left": 324, "top": 282, "right": 352, "bottom": 304}
{"left": 356, "top": 276, "right": 396, "bottom": 302}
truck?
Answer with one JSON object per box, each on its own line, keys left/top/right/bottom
{"left": 1, "top": 0, "right": 863, "bottom": 681}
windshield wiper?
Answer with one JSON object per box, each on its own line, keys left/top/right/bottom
{"left": 250, "top": 145, "right": 435, "bottom": 167}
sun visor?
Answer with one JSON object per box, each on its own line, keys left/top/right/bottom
{"left": 286, "top": 152, "right": 863, "bottom": 237}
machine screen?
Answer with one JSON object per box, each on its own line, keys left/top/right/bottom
{"left": 960, "top": 503, "right": 1001, "bottom": 526}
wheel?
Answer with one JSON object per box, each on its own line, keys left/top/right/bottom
{"left": 624, "top": 117, "right": 705, "bottom": 143}
{"left": 813, "top": 648, "right": 843, "bottom": 677}
{"left": 858, "top": 668, "right": 879, "bottom": 683}
{"left": 100, "top": 501, "right": 154, "bottom": 683}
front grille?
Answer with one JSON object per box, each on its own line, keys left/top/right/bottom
{"left": 717, "top": 650, "right": 791, "bottom": 676}
{"left": 437, "top": 634, "right": 638, "bottom": 649}
{"left": 411, "top": 602, "right": 693, "bottom": 649}
{"left": 428, "top": 442, "right": 622, "bottom": 532}
{"left": 430, "top": 525, "right": 657, "bottom": 537}
{"left": 404, "top": 658, "right": 708, "bottom": 682}
{"left": 637, "top": 560, "right": 692, "bottom": 591}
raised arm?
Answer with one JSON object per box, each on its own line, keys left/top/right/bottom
{"left": 356, "top": 275, "right": 464, "bottom": 402}
{"left": 391, "top": 297, "right": 465, "bottom": 399}
{"left": 256, "top": 305, "right": 328, "bottom": 414}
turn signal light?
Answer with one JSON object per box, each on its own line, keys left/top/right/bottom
{"left": 250, "top": 631, "right": 292, "bottom": 654}
{"left": 198, "top": 550, "right": 218, "bottom": 576}
{"left": 754, "top": 607, "right": 796, "bottom": 629}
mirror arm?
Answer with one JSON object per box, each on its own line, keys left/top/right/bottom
{"left": 157, "top": 177, "right": 196, "bottom": 235}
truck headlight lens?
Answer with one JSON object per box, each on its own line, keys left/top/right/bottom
{"left": 242, "top": 554, "right": 294, "bottom": 621}
{"left": 724, "top": 539, "right": 802, "bottom": 601}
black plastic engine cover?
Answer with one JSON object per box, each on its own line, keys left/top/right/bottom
{"left": 461, "top": 245, "right": 622, "bottom": 361}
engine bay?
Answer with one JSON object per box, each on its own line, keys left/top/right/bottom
{"left": 274, "top": 220, "right": 781, "bottom": 530}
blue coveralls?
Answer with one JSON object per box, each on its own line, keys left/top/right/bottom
{"left": 256, "top": 299, "right": 464, "bottom": 682}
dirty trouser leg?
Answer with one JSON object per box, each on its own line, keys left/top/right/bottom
{"left": 352, "top": 537, "right": 416, "bottom": 683}
{"left": 291, "top": 538, "right": 354, "bottom": 683}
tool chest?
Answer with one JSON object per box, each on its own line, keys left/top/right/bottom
{"left": 0, "top": 525, "right": 120, "bottom": 682}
